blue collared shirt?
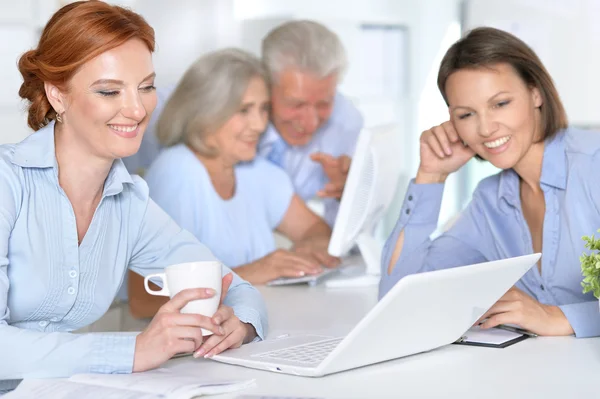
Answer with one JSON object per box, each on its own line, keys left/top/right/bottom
{"left": 380, "top": 127, "right": 600, "bottom": 338}
{"left": 258, "top": 92, "right": 364, "bottom": 226}
{"left": 0, "top": 123, "right": 268, "bottom": 392}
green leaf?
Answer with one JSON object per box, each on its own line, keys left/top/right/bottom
{"left": 580, "top": 229, "right": 600, "bottom": 299}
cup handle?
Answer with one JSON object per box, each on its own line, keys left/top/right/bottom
{"left": 144, "top": 273, "right": 170, "bottom": 296}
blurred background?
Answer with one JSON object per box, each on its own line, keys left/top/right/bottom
{"left": 1, "top": 0, "right": 599, "bottom": 231}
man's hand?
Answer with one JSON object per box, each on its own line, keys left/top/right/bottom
{"left": 310, "top": 152, "right": 351, "bottom": 200}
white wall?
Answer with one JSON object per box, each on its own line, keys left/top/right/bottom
{"left": 465, "top": 0, "right": 600, "bottom": 127}
{"left": 0, "top": 1, "right": 38, "bottom": 145}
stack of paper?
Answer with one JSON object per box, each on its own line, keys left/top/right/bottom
{"left": 4, "top": 368, "right": 255, "bottom": 399}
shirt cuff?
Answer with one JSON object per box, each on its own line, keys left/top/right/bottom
{"left": 559, "top": 301, "right": 600, "bottom": 338}
{"left": 382, "top": 179, "right": 444, "bottom": 269}
{"left": 400, "top": 179, "right": 445, "bottom": 225}
{"left": 90, "top": 333, "right": 138, "bottom": 374}
{"left": 233, "top": 305, "right": 267, "bottom": 341}
{"left": 379, "top": 180, "right": 444, "bottom": 298}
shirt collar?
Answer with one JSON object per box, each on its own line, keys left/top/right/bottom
{"left": 11, "top": 122, "right": 57, "bottom": 168}
{"left": 11, "top": 121, "right": 134, "bottom": 196}
{"left": 103, "top": 158, "right": 135, "bottom": 197}
{"left": 497, "top": 131, "right": 567, "bottom": 205}
{"left": 539, "top": 132, "right": 567, "bottom": 190}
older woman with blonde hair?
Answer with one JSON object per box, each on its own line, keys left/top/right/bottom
{"left": 143, "top": 48, "right": 338, "bottom": 290}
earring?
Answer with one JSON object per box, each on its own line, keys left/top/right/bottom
{"left": 56, "top": 113, "right": 62, "bottom": 123}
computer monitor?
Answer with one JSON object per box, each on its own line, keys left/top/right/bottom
{"left": 326, "top": 124, "right": 406, "bottom": 287}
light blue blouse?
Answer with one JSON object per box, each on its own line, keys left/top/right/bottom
{"left": 0, "top": 123, "right": 268, "bottom": 393}
{"left": 144, "top": 144, "right": 294, "bottom": 268}
{"left": 380, "top": 127, "right": 600, "bottom": 338}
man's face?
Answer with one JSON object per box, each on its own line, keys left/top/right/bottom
{"left": 270, "top": 68, "right": 337, "bottom": 147}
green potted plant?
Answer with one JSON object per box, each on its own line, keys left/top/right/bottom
{"left": 581, "top": 229, "right": 600, "bottom": 308}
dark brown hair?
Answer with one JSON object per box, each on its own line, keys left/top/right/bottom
{"left": 438, "top": 27, "right": 567, "bottom": 142}
{"left": 18, "top": 0, "right": 155, "bottom": 131}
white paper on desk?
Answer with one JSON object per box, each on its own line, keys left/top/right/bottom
{"left": 461, "top": 326, "right": 523, "bottom": 344}
{"left": 2, "top": 379, "right": 160, "bottom": 399}
{"left": 5, "top": 369, "right": 255, "bottom": 399}
{"left": 70, "top": 368, "right": 255, "bottom": 398}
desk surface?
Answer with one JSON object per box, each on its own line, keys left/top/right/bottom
{"left": 165, "top": 284, "right": 600, "bottom": 399}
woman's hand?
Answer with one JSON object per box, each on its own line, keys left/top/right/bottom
{"left": 416, "top": 121, "right": 475, "bottom": 184}
{"left": 133, "top": 287, "right": 223, "bottom": 372}
{"left": 293, "top": 236, "right": 340, "bottom": 268}
{"left": 236, "top": 249, "right": 325, "bottom": 284}
{"left": 478, "top": 287, "right": 574, "bottom": 336}
{"left": 193, "top": 273, "right": 257, "bottom": 358}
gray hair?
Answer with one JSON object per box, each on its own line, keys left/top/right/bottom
{"left": 262, "top": 20, "right": 347, "bottom": 83}
{"left": 156, "top": 48, "right": 267, "bottom": 156}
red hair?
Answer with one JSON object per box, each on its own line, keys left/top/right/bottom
{"left": 18, "top": 0, "right": 155, "bottom": 130}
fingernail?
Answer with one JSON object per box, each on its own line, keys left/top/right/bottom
{"left": 194, "top": 348, "right": 206, "bottom": 358}
{"left": 297, "top": 271, "right": 305, "bottom": 276}
{"left": 445, "top": 147, "right": 452, "bottom": 155}
{"left": 204, "top": 351, "right": 214, "bottom": 359}
{"left": 205, "top": 288, "right": 216, "bottom": 295}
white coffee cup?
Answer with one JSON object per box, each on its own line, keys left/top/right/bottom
{"left": 144, "top": 261, "right": 222, "bottom": 336}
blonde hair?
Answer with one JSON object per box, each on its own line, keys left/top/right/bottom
{"left": 157, "top": 48, "right": 267, "bottom": 156}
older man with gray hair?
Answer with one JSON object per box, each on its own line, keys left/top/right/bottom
{"left": 258, "top": 20, "right": 363, "bottom": 227}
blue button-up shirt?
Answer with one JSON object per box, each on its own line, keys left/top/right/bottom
{"left": 0, "top": 123, "right": 268, "bottom": 392}
{"left": 380, "top": 127, "right": 600, "bottom": 338}
{"left": 258, "top": 92, "right": 364, "bottom": 226}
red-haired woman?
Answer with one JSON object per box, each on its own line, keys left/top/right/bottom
{"left": 0, "top": 1, "right": 266, "bottom": 392}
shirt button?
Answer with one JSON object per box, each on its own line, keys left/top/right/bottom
{"left": 50, "top": 317, "right": 59, "bottom": 322}
{"left": 405, "top": 208, "right": 411, "bottom": 215}
{"left": 540, "top": 284, "right": 545, "bottom": 291}
{"left": 67, "top": 287, "right": 76, "bottom": 295}
{"left": 408, "top": 195, "right": 413, "bottom": 201}
{"left": 38, "top": 321, "right": 48, "bottom": 327}
{"left": 69, "top": 270, "right": 77, "bottom": 278}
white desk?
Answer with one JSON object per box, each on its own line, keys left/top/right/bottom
{"left": 164, "top": 285, "right": 600, "bottom": 398}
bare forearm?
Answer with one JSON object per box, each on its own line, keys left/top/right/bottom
{"left": 387, "top": 229, "right": 405, "bottom": 275}
{"left": 232, "top": 263, "right": 256, "bottom": 284}
{"left": 297, "top": 221, "right": 331, "bottom": 243}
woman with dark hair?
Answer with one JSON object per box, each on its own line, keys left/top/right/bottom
{"left": 380, "top": 27, "right": 600, "bottom": 338}
{"left": 0, "top": 1, "right": 266, "bottom": 391}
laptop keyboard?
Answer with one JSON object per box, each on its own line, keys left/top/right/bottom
{"left": 251, "top": 337, "right": 343, "bottom": 364}
{"left": 267, "top": 268, "right": 339, "bottom": 286}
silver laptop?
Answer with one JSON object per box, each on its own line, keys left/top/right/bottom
{"left": 212, "top": 253, "right": 540, "bottom": 377}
